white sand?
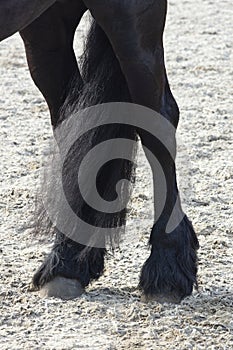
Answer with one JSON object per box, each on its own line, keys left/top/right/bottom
{"left": 0, "top": 0, "right": 232, "bottom": 349}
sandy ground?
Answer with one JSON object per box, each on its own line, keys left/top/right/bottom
{"left": 0, "top": 0, "right": 233, "bottom": 349}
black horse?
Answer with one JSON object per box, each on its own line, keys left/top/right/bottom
{"left": 1, "top": 0, "right": 199, "bottom": 302}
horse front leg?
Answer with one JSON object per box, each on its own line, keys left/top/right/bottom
{"left": 87, "top": 0, "right": 199, "bottom": 303}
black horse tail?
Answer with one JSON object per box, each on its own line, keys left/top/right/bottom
{"left": 63, "top": 19, "right": 132, "bottom": 110}
{"left": 37, "top": 19, "right": 138, "bottom": 250}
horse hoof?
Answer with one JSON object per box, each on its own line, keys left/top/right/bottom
{"left": 141, "top": 293, "right": 182, "bottom": 304}
{"left": 39, "top": 277, "right": 84, "bottom": 300}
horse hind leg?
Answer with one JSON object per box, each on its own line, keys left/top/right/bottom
{"left": 19, "top": 1, "right": 104, "bottom": 299}
{"left": 86, "top": 0, "right": 199, "bottom": 303}
{"left": 32, "top": 234, "right": 106, "bottom": 299}
{"left": 31, "top": 16, "right": 135, "bottom": 299}
{"left": 20, "top": 0, "right": 87, "bottom": 127}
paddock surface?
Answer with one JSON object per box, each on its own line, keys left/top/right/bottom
{"left": 0, "top": 0, "right": 232, "bottom": 349}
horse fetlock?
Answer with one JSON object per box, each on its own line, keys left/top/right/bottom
{"left": 32, "top": 237, "right": 106, "bottom": 298}
{"left": 139, "top": 216, "right": 199, "bottom": 303}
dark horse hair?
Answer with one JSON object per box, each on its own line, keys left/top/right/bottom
{"left": 31, "top": 14, "right": 198, "bottom": 300}
{"left": 35, "top": 18, "right": 138, "bottom": 251}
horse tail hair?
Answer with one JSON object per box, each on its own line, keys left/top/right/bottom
{"left": 35, "top": 19, "right": 138, "bottom": 251}
{"left": 63, "top": 19, "right": 132, "bottom": 110}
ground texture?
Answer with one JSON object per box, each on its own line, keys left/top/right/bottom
{"left": 0, "top": 0, "right": 232, "bottom": 349}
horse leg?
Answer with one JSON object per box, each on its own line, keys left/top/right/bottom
{"left": 85, "top": 0, "right": 199, "bottom": 303}
{"left": 20, "top": 0, "right": 86, "bottom": 127}
{"left": 20, "top": 2, "right": 108, "bottom": 299}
